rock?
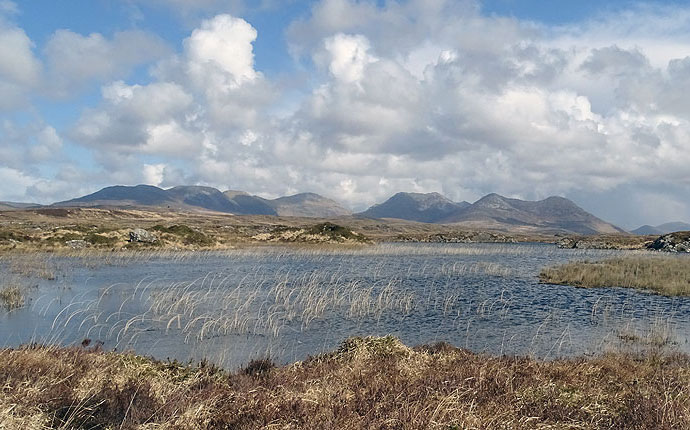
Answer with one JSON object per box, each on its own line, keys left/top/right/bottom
{"left": 65, "top": 240, "right": 88, "bottom": 249}
{"left": 129, "top": 228, "right": 156, "bottom": 243}
{"left": 648, "top": 231, "right": 690, "bottom": 253}
{"left": 556, "top": 238, "right": 577, "bottom": 248}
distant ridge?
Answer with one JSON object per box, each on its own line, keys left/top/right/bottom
{"left": 58, "top": 185, "right": 174, "bottom": 207}
{"left": 632, "top": 222, "right": 690, "bottom": 235}
{"left": 51, "top": 185, "right": 624, "bottom": 234}
{"left": 267, "top": 193, "right": 352, "bottom": 218}
{"left": 54, "top": 185, "right": 349, "bottom": 218}
{"left": 359, "top": 192, "right": 623, "bottom": 235}
{"left": 0, "top": 201, "right": 41, "bottom": 209}
{"left": 359, "top": 192, "right": 470, "bottom": 223}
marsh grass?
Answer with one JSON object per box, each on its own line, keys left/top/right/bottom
{"left": 5, "top": 255, "right": 58, "bottom": 280}
{"left": 540, "top": 255, "right": 690, "bottom": 296}
{"left": 2, "top": 337, "right": 690, "bottom": 429}
{"left": 0, "top": 285, "right": 24, "bottom": 310}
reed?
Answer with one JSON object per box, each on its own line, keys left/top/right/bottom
{"left": 540, "top": 255, "right": 690, "bottom": 296}
{"left": 0, "top": 285, "right": 24, "bottom": 310}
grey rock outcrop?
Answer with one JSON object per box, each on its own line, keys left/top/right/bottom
{"left": 65, "top": 240, "right": 88, "bottom": 249}
{"left": 129, "top": 228, "right": 156, "bottom": 243}
{"left": 648, "top": 232, "right": 690, "bottom": 252}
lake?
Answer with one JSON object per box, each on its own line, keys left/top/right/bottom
{"left": 1, "top": 243, "right": 688, "bottom": 369}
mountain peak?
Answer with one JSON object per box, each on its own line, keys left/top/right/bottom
{"left": 360, "top": 192, "right": 469, "bottom": 223}
{"left": 442, "top": 194, "right": 623, "bottom": 234}
{"left": 632, "top": 221, "right": 690, "bottom": 235}
{"left": 269, "top": 193, "right": 351, "bottom": 217}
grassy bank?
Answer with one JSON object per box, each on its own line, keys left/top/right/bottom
{"left": 1, "top": 336, "right": 689, "bottom": 429}
{"left": 540, "top": 256, "right": 690, "bottom": 296}
{"left": 0, "top": 206, "right": 556, "bottom": 254}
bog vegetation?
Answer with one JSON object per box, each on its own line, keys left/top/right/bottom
{"left": 540, "top": 255, "right": 690, "bottom": 296}
{"left": 1, "top": 336, "right": 689, "bottom": 429}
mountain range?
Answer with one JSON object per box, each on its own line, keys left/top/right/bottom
{"left": 53, "top": 185, "right": 352, "bottom": 218}
{"left": 0, "top": 201, "right": 40, "bottom": 209}
{"left": 359, "top": 192, "right": 471, "bottom": 223}
{"left": 3, "top": 185, "right": 635, "bottom": 235}
{"left": 359, "top": 192, "right": 624, "bottom": 235}
{"left": 631, "top": 222, "right": 690, "bottom": 235}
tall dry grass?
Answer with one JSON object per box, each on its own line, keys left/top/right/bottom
{"left": 1, "top": 337, "right": 690, "bottom": 429}
{"left": 540, "top": 255, "right": 690, "bottom": 296}
{"left": 0, "top": 285, "right": 24, "bottom": 310}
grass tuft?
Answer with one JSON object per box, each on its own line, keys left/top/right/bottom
{"left": 0, "top": 285, "right": 24, "bottom": 310}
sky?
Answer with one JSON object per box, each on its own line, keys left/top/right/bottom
{"left": 1, "top": 0, "right": 690, "bottom": 229}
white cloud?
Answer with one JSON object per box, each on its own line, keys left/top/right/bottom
{"left": 44, "top": 29, "right": 169, "bottom": 96}
{"left": 184, "top": 14, "right": 258, "bottom": 88}
{"left": 143, "top": 163, "right": 167, "bottom": 186}
{"left": 0, "top": 22, "right": 41, "bottom": 110}
{"left": 0, "top": 166, "right": 38, "bottom": 202}
{"left": 321, "top": 33, "right": 375, "bottom": 83}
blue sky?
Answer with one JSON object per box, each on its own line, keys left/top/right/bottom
{"left": 2, "top": 0, "right": 690, "bottom": 228}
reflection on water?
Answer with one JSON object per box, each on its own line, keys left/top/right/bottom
{"left": 1, "top": 243, "right": 689, "bottom": 368}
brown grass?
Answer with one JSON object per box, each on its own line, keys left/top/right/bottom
{"left": 1, "top": 336, "right": 690, "bottom": 429}
{"left": 0, "top": 206, "right": 563, "bottom": 254}
{"left": 540, "top": 256, "right": 690, "bottom": 296}
{"left": 0, "top": 285, "right": 24, "bottom": 310}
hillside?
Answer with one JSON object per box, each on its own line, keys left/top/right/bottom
{"left": 166, "top": 186, "right": 240, "bottom": 213}
{"left": 53, "top": 185, "right": 348, "bottom": 218}
{"left": 632, "top": 222, "right": 690, "bottom": 235}
{"left": 360, "top": 192, "right": 623, "bottom": 235}
{"left": 359, "top": 192, "right": 470, "bottom": 223}
{"left": 441, "top": 194, "right": 624, "bottom": 235}
{"left": 266, "top": 193, "right": 352, "bottom": 217}
{"left": 223, "top": 191, "right": 277, "bottom": 215}
{"left": 56, "top": 185, "right": 174, "bottom": 207}
{"left": 0, "top": 201, "right": 40, "bottom": 209}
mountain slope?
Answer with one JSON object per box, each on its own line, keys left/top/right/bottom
{"left": 0, "top": 201, "right": 41, "bottom": 209}
{"left": 53, "top": 185, "right": 348, "bottom": 218}
{"left": 55, "top": 185, "right": 174, "bottom": 207}
{"left": 267, "top": 193, "right": 352, "bottom": 218}
{"left": 223, "top": 191, "right": 277, "bottom": 216}
{"left": 165, "top": 186, "right": 241, "bottom": 213}
{"left": 631, "top": 225, "right": 663, "bottom": 235}
{"left": 359, "top": 192, "right": 469, "bottom": 223}
{"left": 632, "top": 222, "right": 690, "bottom": 235}
{"left": 441, "top": 194, "right": 623, "bottom": 235}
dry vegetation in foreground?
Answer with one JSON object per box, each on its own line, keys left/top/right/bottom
{"left": 1, "top": 336, "right": 689, "bottom": 429}
{"left": 540, "top": 256, "right": 690, "bottom": 296}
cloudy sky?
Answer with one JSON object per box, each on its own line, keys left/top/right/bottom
{"left": 2, "top": 0, "right": 690, "bottom": 228}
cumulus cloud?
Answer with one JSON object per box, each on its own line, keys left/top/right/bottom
{"left": 69, "top": 14, "right": 274, "bottom": 191}
{"left": 0, "top": 22, "right": 41, "bottom": 110}
{"left": 43, "top": 29, "right": 169, "bottom": 96}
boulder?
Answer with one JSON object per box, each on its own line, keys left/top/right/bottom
{"left": 556, "top": 238, "right": 577, "bottom": 249}
{"left": 65, "top": 240, "right": 88, "bottom": 249}
{"left": 648, "top": 231, "right": 690, "bottom": 253}
{"left": 129, "top": 228, "right": 156, "bottom": 243}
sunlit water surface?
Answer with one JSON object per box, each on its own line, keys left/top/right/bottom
{"left": 1, "top": 243, "right": 689, "bottom": 369}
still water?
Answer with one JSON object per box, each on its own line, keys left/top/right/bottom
{"left": 1, "top": 243, "right": 688, "bottom": 368}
